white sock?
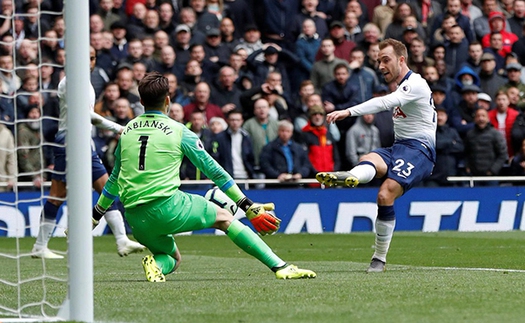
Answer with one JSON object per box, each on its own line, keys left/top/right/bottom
{"left": 34, "top": 218, "right": 56, "bottom": 250}
{"left": 372, "top": 218, "right": 396, "bottom": 263}
{"left": 104, "top": 210, "right": 128, "bottom": 242}
{"left": 349, "top": 162, "right": 376, "bottom": 184}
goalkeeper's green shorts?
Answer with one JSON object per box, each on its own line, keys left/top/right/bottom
{"left": 125, "top": 190, "right": 217, "bottom": 255}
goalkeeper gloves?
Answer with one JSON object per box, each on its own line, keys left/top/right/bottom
{"left": 92, "top": 204, "right": 106, "bottom": 229}
{"left": 238, "top": 198, "right": 281, "bottom": 235}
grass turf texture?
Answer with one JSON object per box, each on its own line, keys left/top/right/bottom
{"left": 1, "top": 232, "right": 525, "bottom": 323}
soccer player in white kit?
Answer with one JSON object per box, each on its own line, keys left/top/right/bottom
{"left": 316, "top": 39, "right": 437, "bottom": 272}
{"left": 32, "top": 46, "right": 145, "bottom": 259}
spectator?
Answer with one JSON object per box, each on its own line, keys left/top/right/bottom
{"left": 179, "top": 110, "right": 213, "bottom": 182}
{"left": 310, "top": 38, "right": 348, "bottom": 93}
{"left": 344, "top": 11, "right": 364, "bottom": 44}
{"left": 291, "top": 0, "right": 328, "bottom": 41}
{"left": 222, "top": 0, "right": 255, "bottom": 39}
{"left": 348, "top": 47, "right": 378, "bottom": 103}
{"left": 203, "top": 28, "right": 231, "bottom": 67}
{"left": 451, "top": 65, "right": 481, "bottom": 106}
{"left": 321, "top": 63, "right": 360, "bottom": 134}
{"left": 449, "top": 84, "right": 481, "bottom": 137}
{"left": 132, "top": 61, "right": 147, "bottom": 85}
{"left": 189, "top": 43, "right": 218, "bottom": 82}
{"left": 119, "top": 38, "right": 151, "bottom": 72}
{"left": 431, "top": 0, "right": 474, "bottom": 42}
{"left": 259, "top": 120, "right": 313, "bottom": 183}
{"left": 317, "top": 20, "right": 356, "bottom": 63}
{"left": 488, "top": 90, "right": 519, "bottom": 157}
{"left": 190, "top": 0, "right": 220, "bottom": 35}
{"left": 481, "top": 12, "right": 518, "bottom": 58}
{"left": 462, "top": 41, "right": 484, "bottom": 74}
{"left": 89, "top": 13, "right": 106, "bottom": 34}
{"left": 479, "top": 52, "right": 507, "bottom": 102}
{"left": 424, "top": 106, "right": 464, "bottom": 187}
{"left": 0, "top": 121, "right": 15, "bottom": 192}
{"left": 154, "top": 45, "right": 184, "bottom": 82}
{"left": 152, "top": 30, "right": 170, "bottom": 62}
{"left": 95, "top": 82, "right": 126, "bottom": 118}
{"left": 357, "top": 22, "right": 382, "bottom": 53}
{"left": 207, "top": 0, "right": 225, "bottom": 22}
{"left": 464, "top": 108, "right": 508, "bottom": 184}
{"left": 16, "top": 105, "right": 43, "bottom": 190}
{"left": 294, "top": 18, "right": 321, "bottom": 89}
{"left": 219, "top": 17, "right": 240, "bottom": 51}
{"left": 183, "top": 81, "right": 224, "bottom": 123}
{"left": 24, "top": 4, "right": 50, "bottom": 39}
{"left": 444, "top": 24, "right": 469, "bottom": 77}
{"left": 210, "top": 110, "right": 255, "bottom": 179}
{"left": 345, "top": 114, "right": 381, "bottom": 168}
{"left": 237, "top": 24, "right": 264, "bottom": 61}
{"left": 473, "top": 0, "right": 510, "bottom": 40}
{"left": 141, "top": 36, "right": 157, "bottom": 67}
{"left": 109, "top": 20, "right": 129, "bottom": 62}
{"left": 180, "top": 58, "right": 206, "bottom": 98}
{"left": 165, "top": 72, "right": 191, "bottom": 106}
{"left": 179, "top": 7, "right": 206, "bottom": 46}
{"left": 242, "top": 98, "right": 279, "bottom": 168}
{"left": 209, "top": 116, "right": 227, "bottom": 134}
{"left": 384, "top": 3, "right": 425, "bottom": 41}
{"left": 172, "top": 24, "right": 192, "bottom": 66}
{"left": 407, "top": 37, "right": 435, "bottom": 76}
{"left": 158, "top": 2, "right": 177, "bottom": 35}
{"left": 210, "top": 66, "right": 242, "bottom": 115}
{"left": 478, "top": 92, "right": 493, "bottom": 110}
{"left": 256, "top": 0, "right": 301, "bottom": 51}
{"left": 239, "top": 71, "right": 290, "bottom": 121}
{"left": 508, "top": 0, "right": 525, "bottom": 36}
{"left": 168, "top": 102, "right": 185, "bottom": 123}
{"left": 246, "top": 43, "right": 299, "bottom": 93}
{"left": 500, "top": 62, "right": 525, "bottom": 98}
{"left": 431, "top": 12, "right": 456, "bottom": 46}
{"left": 98, "top": 0, "right": 122, "bottom": 31}
{"left": 372, "top": 0, "right": 397, "bottom": 38}
{"left": 115, "top": 67, "right": 143, "bottom": 116}
{"left": 301, "top": 104, "right": 340, "bottom": 173}
{"left": 290, "top": 80, "right": 315, "bottom": 128}
{"left": 229, "top": 51, "right": 254, "bottom": 91}
{"left": 510, "top": 138, "right": 525, "bottom": 176}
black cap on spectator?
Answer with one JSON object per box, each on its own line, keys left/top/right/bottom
{"left": 461, "top": 84, "right": 481, "bottom": 93}
{"left": 435, "top": 105, "right": 447, "bottom": 112}
{"left": 206, "top": 28, "right": 220, "bottom": 37}
{"left": 244, "top": 24, "right": 259, "bottom": 32}
{"left": 329, "top": 21, "right": 344, "bottom": 29}
{"left": 431, "top": 84, "right": 447, "bottom": 93}
{"left": 110, "top": 20, "right": 127, "bottom": 30}
{"left": 264, "top": 45, "right": 278, "bottom": 55}
{"left": 403, "top": 26, "right": 417, "bottom": 34}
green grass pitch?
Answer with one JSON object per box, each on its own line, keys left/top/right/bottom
{"left": 1, "top": 232, "right": 525, "bottom": 323}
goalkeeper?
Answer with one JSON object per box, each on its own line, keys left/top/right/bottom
{"left": 93, "top": 72, "right": 316, "bottom": 282}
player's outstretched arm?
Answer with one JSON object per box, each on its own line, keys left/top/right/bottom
{"left": 90, "top": 111, "right": 124, "bottom": 134}
{"left": 326, "top": 109, "right": 351, "bottom": 123}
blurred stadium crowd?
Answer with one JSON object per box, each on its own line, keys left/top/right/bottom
{"left": 2, "top": 0, "right": 525, "bottom": 191}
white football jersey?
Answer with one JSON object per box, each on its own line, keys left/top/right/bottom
{"left": 347, "top": 71, "right": 436, "bottom": 149}
{"left": 57, "top": 76, "right": 96, "bottom": 132}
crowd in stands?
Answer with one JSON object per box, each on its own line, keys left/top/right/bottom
{"left": 3, "top": 0, "right": 525, "bottom": 191}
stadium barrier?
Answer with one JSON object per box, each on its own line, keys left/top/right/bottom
{"left": 2, "top": 182, "right": 525, "bottom": 237}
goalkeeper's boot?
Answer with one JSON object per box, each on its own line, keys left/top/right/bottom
{"left": 142, "top": 255, "right": 165, "bottom": 282}
{"left": 316, "top": 171, "right": 359, "bottom": 188}
{"left": 117, "top": 238, "right": 146, "bottom": 257}
{"left": 275, "top": 264, "right": 316, "bottom": 279}
{"left": 31, "top": 246, "right": 64, "bottom": 259}
{"left": 366, "top": 258, "right": 386, "bottom": 273}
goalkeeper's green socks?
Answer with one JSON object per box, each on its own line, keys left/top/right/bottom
{"left": 226, "top": 220, "right": 285, "bottom": 269}
{"left": 153, "top": 254, "right": 176, "bottom": 275}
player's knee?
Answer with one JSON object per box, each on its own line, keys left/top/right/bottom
{"left": 377, "top": 189, "right": 395, "bottom": 205}
{"left": 213, "top": 208, "right": 234, "bottom": 231}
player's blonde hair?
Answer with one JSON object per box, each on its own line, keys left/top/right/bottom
{"left": 379, "top": 39, "right": 408, "bottom": 60}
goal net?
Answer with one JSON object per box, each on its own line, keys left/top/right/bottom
{"left": 0, "top": 2, "right": 93, "bottom": 322}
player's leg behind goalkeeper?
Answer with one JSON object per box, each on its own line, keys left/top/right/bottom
{"left": 126, "top": 191, "right": 316, "bottom": 282}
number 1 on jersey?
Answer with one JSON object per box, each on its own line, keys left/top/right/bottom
{"left": 138, "top": 135, "right": 149, "bottom": 170}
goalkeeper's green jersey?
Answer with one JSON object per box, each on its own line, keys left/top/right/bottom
{"left": 98, "top": 111, "right": 244, "bottom": 209}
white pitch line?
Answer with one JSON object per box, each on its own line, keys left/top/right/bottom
{"left": 388, "top": 265, "right": 525, "bottom": 273}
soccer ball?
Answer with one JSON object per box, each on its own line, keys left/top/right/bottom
{"left": 205, "top": 187, "right": 238, "bottom": 215}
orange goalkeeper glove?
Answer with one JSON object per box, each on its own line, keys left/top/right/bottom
{"left": 245, "top": 203, "right": 281, "bottom": 235}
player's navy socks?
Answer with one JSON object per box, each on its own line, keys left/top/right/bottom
{"left": 154, "top": 254, "right": 176, "bottom": 275}
{"left": 226, "top": 220, "right": 285, "bottom": 269}
{"left": 43, "top": 202, "right": 59, "bottom": 220}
